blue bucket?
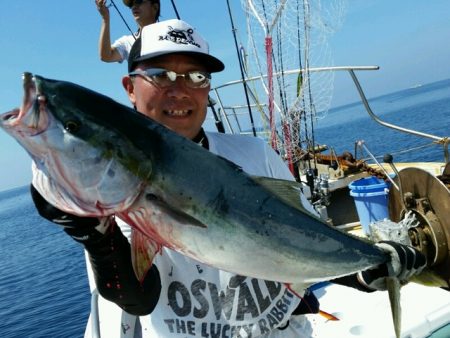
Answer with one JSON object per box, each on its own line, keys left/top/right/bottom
{"left": 348, "top": 177, "right": 389, "bottom": 235}
{"left": 348, "top": 176, "right": 388, "bottom": 192}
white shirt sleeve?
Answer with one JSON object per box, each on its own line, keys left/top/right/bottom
{"left": 111, "top": 34, "right": 137, "bottom": 63}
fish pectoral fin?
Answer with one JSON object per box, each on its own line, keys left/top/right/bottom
{"left": 131, "top": 228, "right": 161, "bottom": 283}
{"left": 146, "top": 194, "right": 207, "bottom": 228}
{"left": 251, "top": 176, "right": 315, "bottom": 214}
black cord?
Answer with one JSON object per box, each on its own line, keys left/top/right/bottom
{"left": 170, "top": 0, "right": 181, "bottom": 19}
{"left": 226, "top": 0, "right": 257, "bottom": 137}
{"left": 109, "top": 0, "right": 137, "bottom": 39}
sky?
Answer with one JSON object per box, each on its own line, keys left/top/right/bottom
{"left": 0, "top": 0, "right": 450, "bottom": 192}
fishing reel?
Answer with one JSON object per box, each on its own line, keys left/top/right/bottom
{"left": 388, "top": 163, "right": 450, "bottom": 288}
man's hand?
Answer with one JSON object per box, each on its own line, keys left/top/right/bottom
{"left": 357, "top": 241, "right": 427, "bottom": 291}
{"left": 30, "top": 184, "right": 112, "bottom": 244}
{"left": 95, "top": 0, "right": 110, "bottom": 19}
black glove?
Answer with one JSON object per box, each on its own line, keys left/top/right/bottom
{"left": 358, "top": 240, "right": 427, "bottom": 291}
{"left": 30, "top": 184, "right": 112, "bottom": 244}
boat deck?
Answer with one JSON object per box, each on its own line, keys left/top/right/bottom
{"left": 307, "top": 282, "right": 450, "bottom": 338}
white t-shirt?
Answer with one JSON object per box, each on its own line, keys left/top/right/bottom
{"left": 112, "top": 34, "right": 138, "bottom": 63}
{"left": 85, "top": 132, "right": 316, "bottom": 338}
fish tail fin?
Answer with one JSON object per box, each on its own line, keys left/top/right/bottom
{"left": 386, "top": 277, "right": 402, "bottom": 338}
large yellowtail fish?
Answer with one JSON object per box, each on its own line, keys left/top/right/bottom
{"left": 1, "top": 73, "right": 405, "bottom": 335}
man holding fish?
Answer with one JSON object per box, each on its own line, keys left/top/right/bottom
{"left": 25, "top": 19, "right": 426, "bottom": 337}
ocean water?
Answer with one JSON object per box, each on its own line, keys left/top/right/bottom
{"left": 314, "top": 78, "right": 450, "bottom": 164}
{"left": 0, "top": 79, "right": 449, "bottom": 337}
{"left": 0, "top": 186, "right": 90, "bottom": 338}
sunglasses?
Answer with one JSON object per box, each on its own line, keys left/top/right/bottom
{"left": 130, "top": 0, "right": 155, "bottom": 6}
{"left": 129, "top": 68, "right": 211, "bottom": 89}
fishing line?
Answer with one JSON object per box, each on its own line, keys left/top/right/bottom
{"left": 226, "top": 0, "right": 257, "bottom": 137}
{"left": 273, "top": 14, "right": 295, "bottom": 174}
{"left": 262, "top": 0, "right": 295, "bottom": 172}
{"left": 260, "top": 0, "right": 277, "bottom": 149}
{"left": 299, "top": 1, "right": 311, "bottom": 155}
{"left": 275, "top": 19, "right": 288, "bottom": 118}
{"left": 107, "top": 0, "right": 219, "bottom": 136}
{"left": 109, "top": 0, "right": 137, "bottom": 39}
{"left": 261, "top": 0, "right": 269, "bottom": 31}
{"left": 170, "top": 0, "right": 181, "bottom": 19}
{"left": 295, "top": 0, "right": 313, "bottom": 171}
{"left": 242, "top": 0, "right": 340, "bottom": 168}
{"left": 300, "top": 0, "right": 319, "bottom": 173}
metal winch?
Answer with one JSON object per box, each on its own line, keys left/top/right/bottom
{"left": 388, "top": 163, "right": 450, "bottom": 288}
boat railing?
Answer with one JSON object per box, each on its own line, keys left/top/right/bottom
{"left": 348, "top": 70, "right": 449, "bottom": 163}
{"left": 210, "top": 66, "right": 379, "bottom": 136}
{"left": 210, "top": 65, "right": 449, "bottom": 163}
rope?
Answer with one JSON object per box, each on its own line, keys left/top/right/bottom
{"left": 437, "top": 137, "right": 449, "bottom": 163}
{"left": 109, "top": 0, "right": 182, "bottom": 36}
{"left": 170, "top": 0, "right": 181, "bottom": 19}
{"left": 360, "top": 142, "right": 439, "bottom": 162}
{"left": 109, "top": 0, "right": 136, "bottom": 39}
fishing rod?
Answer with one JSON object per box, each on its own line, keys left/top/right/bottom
{"left": 170, "top": 0, "right": 181, "bottom": 19}
{"left": 165, "top": 0, "right": 222, "bottom": 134}
{"left": 295, "top": 0, "right": 314, "bottom": 173}
{"left": 109, "top": 0, "right": 181, "bottom": 36}
{"left": 109, "top": 0, "right": 136, "bottom": 39}
{"left": 164, "top": 0, "right": 225, "bottom": 135}
{"left": 208, "top": 97, "right": 225, "bottom": 133}
{"left": 108, "top": 0, "right": 226, "bottom": 136}
{"left": 166, "top": 0, "right": 224, "bottom": 134}
{"left": 226, "top": 0, "right": 257, "bottom": 137}
{"left": 296, "top": 0, "right": 319, "bottom": 176}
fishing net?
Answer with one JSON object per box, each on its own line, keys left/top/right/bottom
{"left": 238, "top": 0, "right": 348, "bottom": 167}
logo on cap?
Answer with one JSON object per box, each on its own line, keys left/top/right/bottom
{"left": 159, "top": 26, "right": 200, "bottom": 48}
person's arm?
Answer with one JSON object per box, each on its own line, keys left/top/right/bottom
{"left": 95, "top": 0, "right": 124, "bottom": 62}
{"left": 30, "top": 184, "right": 161, "bottom": 315}
{"left": 83, "top": 217, "right": 161, "bottom": 315}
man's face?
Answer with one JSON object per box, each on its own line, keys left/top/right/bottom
{"left": 131, "top": 0, "right": 158, "bottom": 26}
{"left": 122, "top": 54, "right": 210, "bottom": 140}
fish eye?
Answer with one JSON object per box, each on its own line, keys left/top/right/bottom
{"left": 64, "top": 120, "right": 80, "bottom": 133}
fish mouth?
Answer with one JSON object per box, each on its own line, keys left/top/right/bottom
{"left": 17, "top": 72, "right": 36, "bottom": 121}
{"left": 0, "top": 72, "right": 49, "bottom": 135}
{"left": 1, "top": 109, "right": 20, "bottom": 122}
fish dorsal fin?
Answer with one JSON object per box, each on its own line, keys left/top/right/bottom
{"left": 251, "top": 176, "right": 313, "bottom": 214}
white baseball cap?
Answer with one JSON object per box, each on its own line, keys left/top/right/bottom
{"left": 128, "top": 19, "right": 225, "bottom": 73}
